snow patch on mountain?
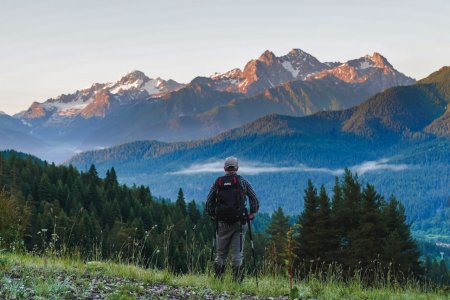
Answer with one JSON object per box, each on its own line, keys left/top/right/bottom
{"left": 41, "top": 95, "right": 94, "bottom": 117}
{"left": 359, "top": 61, "right": 375, "bottom": 70}
{"left": 110, "top": 80, "right": 144, "bottom": 94}
{"left": 281, "top": 61, "right": 300, "bottom": 78}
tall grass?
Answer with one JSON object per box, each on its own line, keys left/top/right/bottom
{"left": 1, "top": 215, "right": 449, "bottom": 299}
{"left": 1, "top": 251, "right": 449, "bottom": 299}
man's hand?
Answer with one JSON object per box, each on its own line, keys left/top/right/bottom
{"left": 248, "top": 213, "right": 255, "bottom": 220}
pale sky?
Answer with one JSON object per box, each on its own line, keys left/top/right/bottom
{"left": 1, "top": 0, "right": 449, "bottom": 115}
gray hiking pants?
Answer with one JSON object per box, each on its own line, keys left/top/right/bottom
{"left": 215, "top": 221, "right": 248, "bottom": 267}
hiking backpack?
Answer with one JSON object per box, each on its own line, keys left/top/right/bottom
{"left": 215, "top": 174, "right": 246, "bottom": 223}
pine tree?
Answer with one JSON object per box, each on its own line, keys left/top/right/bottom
{"left": 87, "top": 164, "right": 101, "bottom": 186}
{"left": 315, "top": 186, "right": 337, "bottom": 264}
{"left": 176, "top": 188, "right": 187, "bottom": 216}
{"left": 331, "top": 176, "right": 345, "bottom": 264}
{"left": 105, "top": 167, "right": 118, "bottom": 188}
{"left": 348, "top": 184, "right": 386, "bottom": 271}
{"left": 341, "top": 169, "right": 361, "bottom": 235}
{"left": 338, "top": 169, "right": 362, "bottom": 271}
{"left": 294, "top": 180, "right": 319, "bottom": 272}
{"left": 266, "top": 207, "right": 290, "bottom": 267}
{"left": 38, "top": 174, "right": 52, "bottom": 202}
{"left": 382, "top": 196, "right": 422, "bottom": 277}
{"left": 187, "top": 201, "right": 201, "bottom": 225}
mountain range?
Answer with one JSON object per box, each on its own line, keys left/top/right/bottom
{"left": 1, "top": 49, "right": 414, "bottom": 162}
{"left": 67, "top": 67, "right": 450, "bottom": 240}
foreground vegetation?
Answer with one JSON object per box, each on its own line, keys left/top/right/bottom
{"left": 1, "top": 252, "right": 449, "bottom": 299}
{"left": 0, "top": 150, "right": 449, "bottom": 298}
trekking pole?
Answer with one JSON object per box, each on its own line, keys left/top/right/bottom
{"left": 245, "top": 208, "right": 259, "bottom": 287}
{"left": 209, "top": 215, "right": 218, "bottom": 276}
{"left": 209, "top": 234, "right": 215, "bottom": 276}
{"left": 210, "top": 235, "right": 215, "bottom": 261}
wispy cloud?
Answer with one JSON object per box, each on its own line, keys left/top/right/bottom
{"left": 351, "top": 158, "right": 410, "bottom": 175}
{"left": 168, "top": 158, "right": 412, "bottom": 176}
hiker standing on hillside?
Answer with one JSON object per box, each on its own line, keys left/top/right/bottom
{"left": 205, "top": 156, "right": 260, "bottom": 282}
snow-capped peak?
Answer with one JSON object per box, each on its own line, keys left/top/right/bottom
{"left": 19, "top": 71, "right": 185, "bottom": 121}
{"left": 206, "top": 48, "right": 329, "bottom": 94}
{"left": 309, "top": 52, "right": 415, "bottom": 86}
{"left": 109, "top": 71, "right": 184, "bottom": 95}
{"left": 280, "top": 48, "right": 329, "bottom": 79}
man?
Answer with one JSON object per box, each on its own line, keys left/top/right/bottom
{"left": 205, "top": 156, "right": 260, "bottom": 282}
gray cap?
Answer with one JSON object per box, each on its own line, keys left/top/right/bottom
{"left": 224, "top": 156, "right": 239, "bottom": 170}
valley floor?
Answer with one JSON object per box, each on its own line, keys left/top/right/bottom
{"left": 0, "top": 253, "right": 448, "bottom": 300}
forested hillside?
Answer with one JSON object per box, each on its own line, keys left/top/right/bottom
{"left": 0, "top": 150, "right": 215, "bottom": 273}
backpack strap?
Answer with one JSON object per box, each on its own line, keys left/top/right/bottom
{"left": 214, "top": 176, "right": 221, "bottom": 234}
{"left": 215, "top": 177, "right": 222, "bottom": 203}
{"left": 235, "top": 175, "right": 247, "bottom": 205}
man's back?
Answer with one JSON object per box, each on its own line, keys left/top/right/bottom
{"left": 205, "top": 156, "right": 260, "bottom": 282}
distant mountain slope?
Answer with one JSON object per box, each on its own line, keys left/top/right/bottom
{"left": 0, "top": 113, "right": 45, "bottom": 152}
{"left": 136, "top": 52, "right": 417, "bottom": 142}
{"left": 419, "top": 66, "right": 450, "bottom": 84}
{"left": 134, "top": 77, "right": 380, "bottom": 141}
{"left": 311, "top": 52, "right": 415, "bottom": 94}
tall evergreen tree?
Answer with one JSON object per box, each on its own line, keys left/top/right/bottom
{"left": 266, "top": 207, "right": 290, "bottom": 267}
{"left": 87, "top": 164, "right": 101, "bottom": 185}
{"left": 382, "top": 196, "right": 422, "bottom": 277}
{"left": 294, "top": 180, "right": 319, "bottom": 272}
{"left": 338, "top": 169, "right": 362, "bottom": 270}
{"left": 341, "top": 169, "right": 361, "bottom": 235}
{"left": 105, "top": 167, "right": 118, "bottom": 188}
{"left": 176, "top": 188, "right": 187, "bottom": 216}
{"left": 315, "top": 186, "right": 337, "bottom": 264}
{"left": 38, "top": 174, "right": 52, "bottom": 202}
{"left": 331, "top": 176, "right": 345, "bottom": 264}
{"left": 187, "top": 200, "right": 201, "bottom": 225}
{"left": 348, "top": 184, "right": 386, "bottom": 270}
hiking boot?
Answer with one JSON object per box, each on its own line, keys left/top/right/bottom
{"left": 214, "top": 263, "right": 225, "bottom": 279}
{"left": 232, "top": 265, "right": 244, "bottom": 283}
